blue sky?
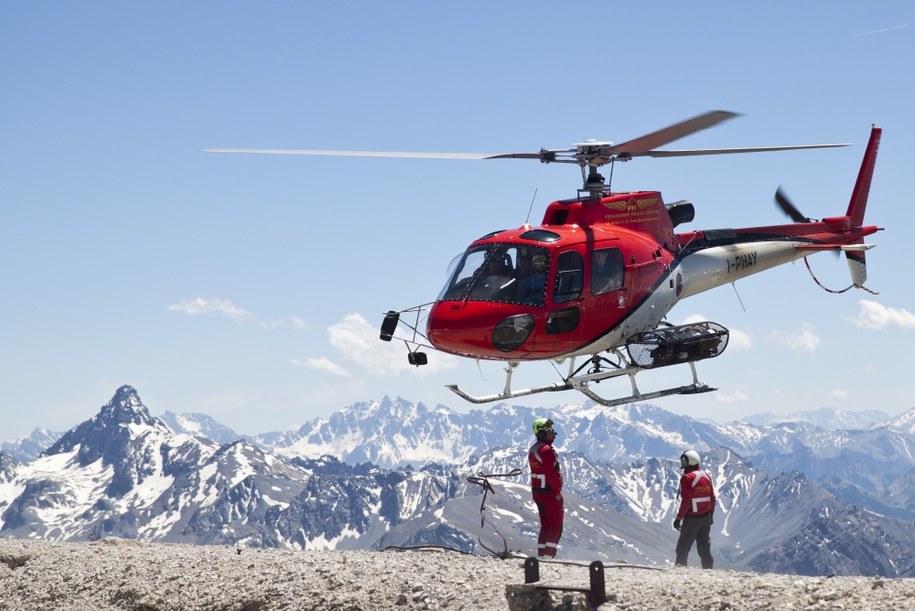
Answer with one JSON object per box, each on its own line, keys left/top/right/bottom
{"left": 2, "top": 2, "right": 914, "bottom": 440}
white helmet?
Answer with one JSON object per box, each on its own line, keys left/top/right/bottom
{"left": 680, "top": 449, "right": 701, "bottom": 468}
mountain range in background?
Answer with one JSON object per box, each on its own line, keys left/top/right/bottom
{"left": 3, "top": 399, "right": 898, "bottom": 464}
{"left": 740, "top": 407, "right": 894, "bottom": 430}
{"left": 2, "top": 385, "right": 914, "bottom": 577}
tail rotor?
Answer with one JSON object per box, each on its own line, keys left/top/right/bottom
{"left": 774, "top": 187, "right": 814, "bottom": 223}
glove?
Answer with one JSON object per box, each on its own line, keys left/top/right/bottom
{"left": 673, "top": 518, "right": 682, "bottom": 531}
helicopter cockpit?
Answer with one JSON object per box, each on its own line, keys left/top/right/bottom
{"left": 438, "top": 244, "right": 551, "bottom": 306}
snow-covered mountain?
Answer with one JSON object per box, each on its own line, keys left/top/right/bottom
{"left": 159, "top": 411, "right": 244, "bottom": 446}
{"left": 742, "top": 407, "right": 892, "bottom": 430}
{"left": 379, "top": 445, "right": 915, "bottom": 576}
{"left": 243, "top": 396, "right": 915, "bottom": 521}
{"left": 884, "top": 408, "right": 915, "bottom": 435}
{"left": 0, "top": 386, "right": 454, "bottom": 551}
{"left": 1, "top": 428, "right": 63, "bottom": 463}
{"left": 2, "top": 385, "right": 915, "bottom": 576}
{"left": 251, "top": 398, "right": 752, "bottom": 467}
{"left": 250, "top": 397, "right": 914, "bottom": 470}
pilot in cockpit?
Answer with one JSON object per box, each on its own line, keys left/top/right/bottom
{"left": 469, "top": 252, "right": 516, "bottom": 300}
{"left": 521, "top": 253, "right": 548, "bottom": 303}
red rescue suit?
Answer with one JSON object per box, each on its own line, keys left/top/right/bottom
{"left": 675, "top": 466, "right": 716, "bottom": 568}
{"left": 529, "top": 439, "right": 564, "bottom": 558}
{"left": 677, "top": 467, "right": 716, "bottom": 519}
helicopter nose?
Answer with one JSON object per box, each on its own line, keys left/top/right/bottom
{"left": 427, "top": 302, "right": 535, "bottom": 358}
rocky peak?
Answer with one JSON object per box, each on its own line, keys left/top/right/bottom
{"left": 43, "top": 385, "right": 167, "bottom": 466}
{"left": 98, "top": 385, "right": 153, "bottom": 426}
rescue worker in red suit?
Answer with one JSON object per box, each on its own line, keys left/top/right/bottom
{"left": 529, "top": 418, "right": 563, "bottom": 558}
{"left": 673, "top": 449, "right": 716, "bottom": 568}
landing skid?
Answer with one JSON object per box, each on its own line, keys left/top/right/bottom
{"left": 446, "top": 353, "right": 716, "bottom": 406}
{"left": 446, "top": 380, "right": 573, "bottom": 404}
{"left": 574, "top": 380, "right": 716, "bottom": 407}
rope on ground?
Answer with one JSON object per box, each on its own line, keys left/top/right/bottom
{"left": 387, "top": 467, "right": 666, "bottom": 569}
{"left": 383, "top": 544, "right": 475, "bottom": 555}
{"left": 466, "top": 468, "right": 523, "bottom": 528}
{"left": 466, "top": 468, "right": 524, "bottom": 559}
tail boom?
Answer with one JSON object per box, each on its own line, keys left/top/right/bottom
{"left": 676, "top": 124, "right": 883, "bottom": 293}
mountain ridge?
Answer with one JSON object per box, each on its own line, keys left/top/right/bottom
{"left": 2, "top": 385, "right": 915, "bottom": 577}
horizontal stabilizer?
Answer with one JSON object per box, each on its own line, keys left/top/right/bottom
{"left": 796, "top": 243, "right": 876, "bottom": 252}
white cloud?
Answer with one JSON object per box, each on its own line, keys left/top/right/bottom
{"left": 169, "top": 297, "right": 255, "bottom": 324}
{"left": 292, "top": 356, "right": 351, "bottom": 377}
{"left": 726, "top": 328, "right": 752, "bottom": 350}
{"left": 323, "top": 312, "right": 459, "bottom": 376}
{"left": 715, "top": 390, "right": 748, "bottom": 404}
{"left": 847, "top": 300, "right": 915, "bottom": 331}
{"left": 680, "top": 314, "right": 707, "bottom": 325}
{"left": 168, "top": 297, "right": 289, "bottom": 328}
{"left": 768, "top": 323, "right": 820, "bottom": 354}
{"left": 328, "top": 313, "right": 377, "bottom": 357}
{"left": 677, "top": 313, "right": 751, "bottom": 349}
{"left": 832, "top": 389, "right": 849, "bottom": 401}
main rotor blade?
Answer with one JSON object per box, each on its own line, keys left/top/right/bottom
{"left": 202, "top": 148, "right": 499, "bottom": 159}
{"left": 608, "top": 110, "right": 740, "bottom": 156}
{"left": 640, "top": 143, "right": 850, "bottom": 158}
{"left": 203, "top": 111, "right": 849, "bottom": 168}
{"left": 203, "top": 142, "right": 849, "bottom": 161}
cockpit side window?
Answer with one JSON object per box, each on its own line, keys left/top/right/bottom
{"left": 439, "top": 249, "right": 487, "bottom": 301}
{"left": 591, "top": 248, "right": 624, "bottom": 295}
{"left": 553, "top": 251, "right": 583, "bottom": 304}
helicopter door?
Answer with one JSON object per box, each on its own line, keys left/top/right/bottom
{"left": 587, "top": 246, "right": 628, "bottom": 339}
{"left": 546, "top": 251, "right": 583, "bottom": 336}
{"left": 591, "top": 248, "right": 624, "bottom": 295}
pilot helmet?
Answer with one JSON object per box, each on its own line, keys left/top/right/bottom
{"left": 680, "top": 449, "right": 701, "bottom": 468}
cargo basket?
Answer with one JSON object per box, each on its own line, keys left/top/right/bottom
{"left": 626, "top": 322, "right": 729, "bottom": 369}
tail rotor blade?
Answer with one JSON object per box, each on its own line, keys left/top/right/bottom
{"left": 775, "top": 187, "right": 810, "bottom": 223}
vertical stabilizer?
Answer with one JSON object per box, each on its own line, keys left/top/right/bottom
{"left": 842, "top": 125, "right": 881, "bottom": 289}
{"left": 846, "top": 126, "right": 882, "bottom": 227}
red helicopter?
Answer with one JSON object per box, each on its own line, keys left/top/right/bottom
{"left": 206, "top": 111, "right": 882, "bottom": 407}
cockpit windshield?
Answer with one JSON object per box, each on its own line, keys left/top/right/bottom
{"left": 437, "top": 244, "right": 550, "bottom": 306}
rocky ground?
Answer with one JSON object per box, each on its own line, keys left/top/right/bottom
{"left": 2, "top": 538, "right": 915, "bottom": 610}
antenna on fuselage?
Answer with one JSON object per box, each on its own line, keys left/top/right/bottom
{"left": 525, "top": 188, "right": 538, "bottom": 224}
{"left": 730, "top": 282, "right": 747, "bottom": 313}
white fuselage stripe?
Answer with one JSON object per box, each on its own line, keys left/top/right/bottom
{"left": 571, "top": 241, "right": 807, "bottom": 358}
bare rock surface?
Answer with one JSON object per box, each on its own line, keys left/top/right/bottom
{"left": 2, "top": 538, "right": 915, "bottom": 610}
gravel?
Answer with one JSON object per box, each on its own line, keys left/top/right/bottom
{"left": 2, "top": 538, "right": 914, "bottom": 610}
